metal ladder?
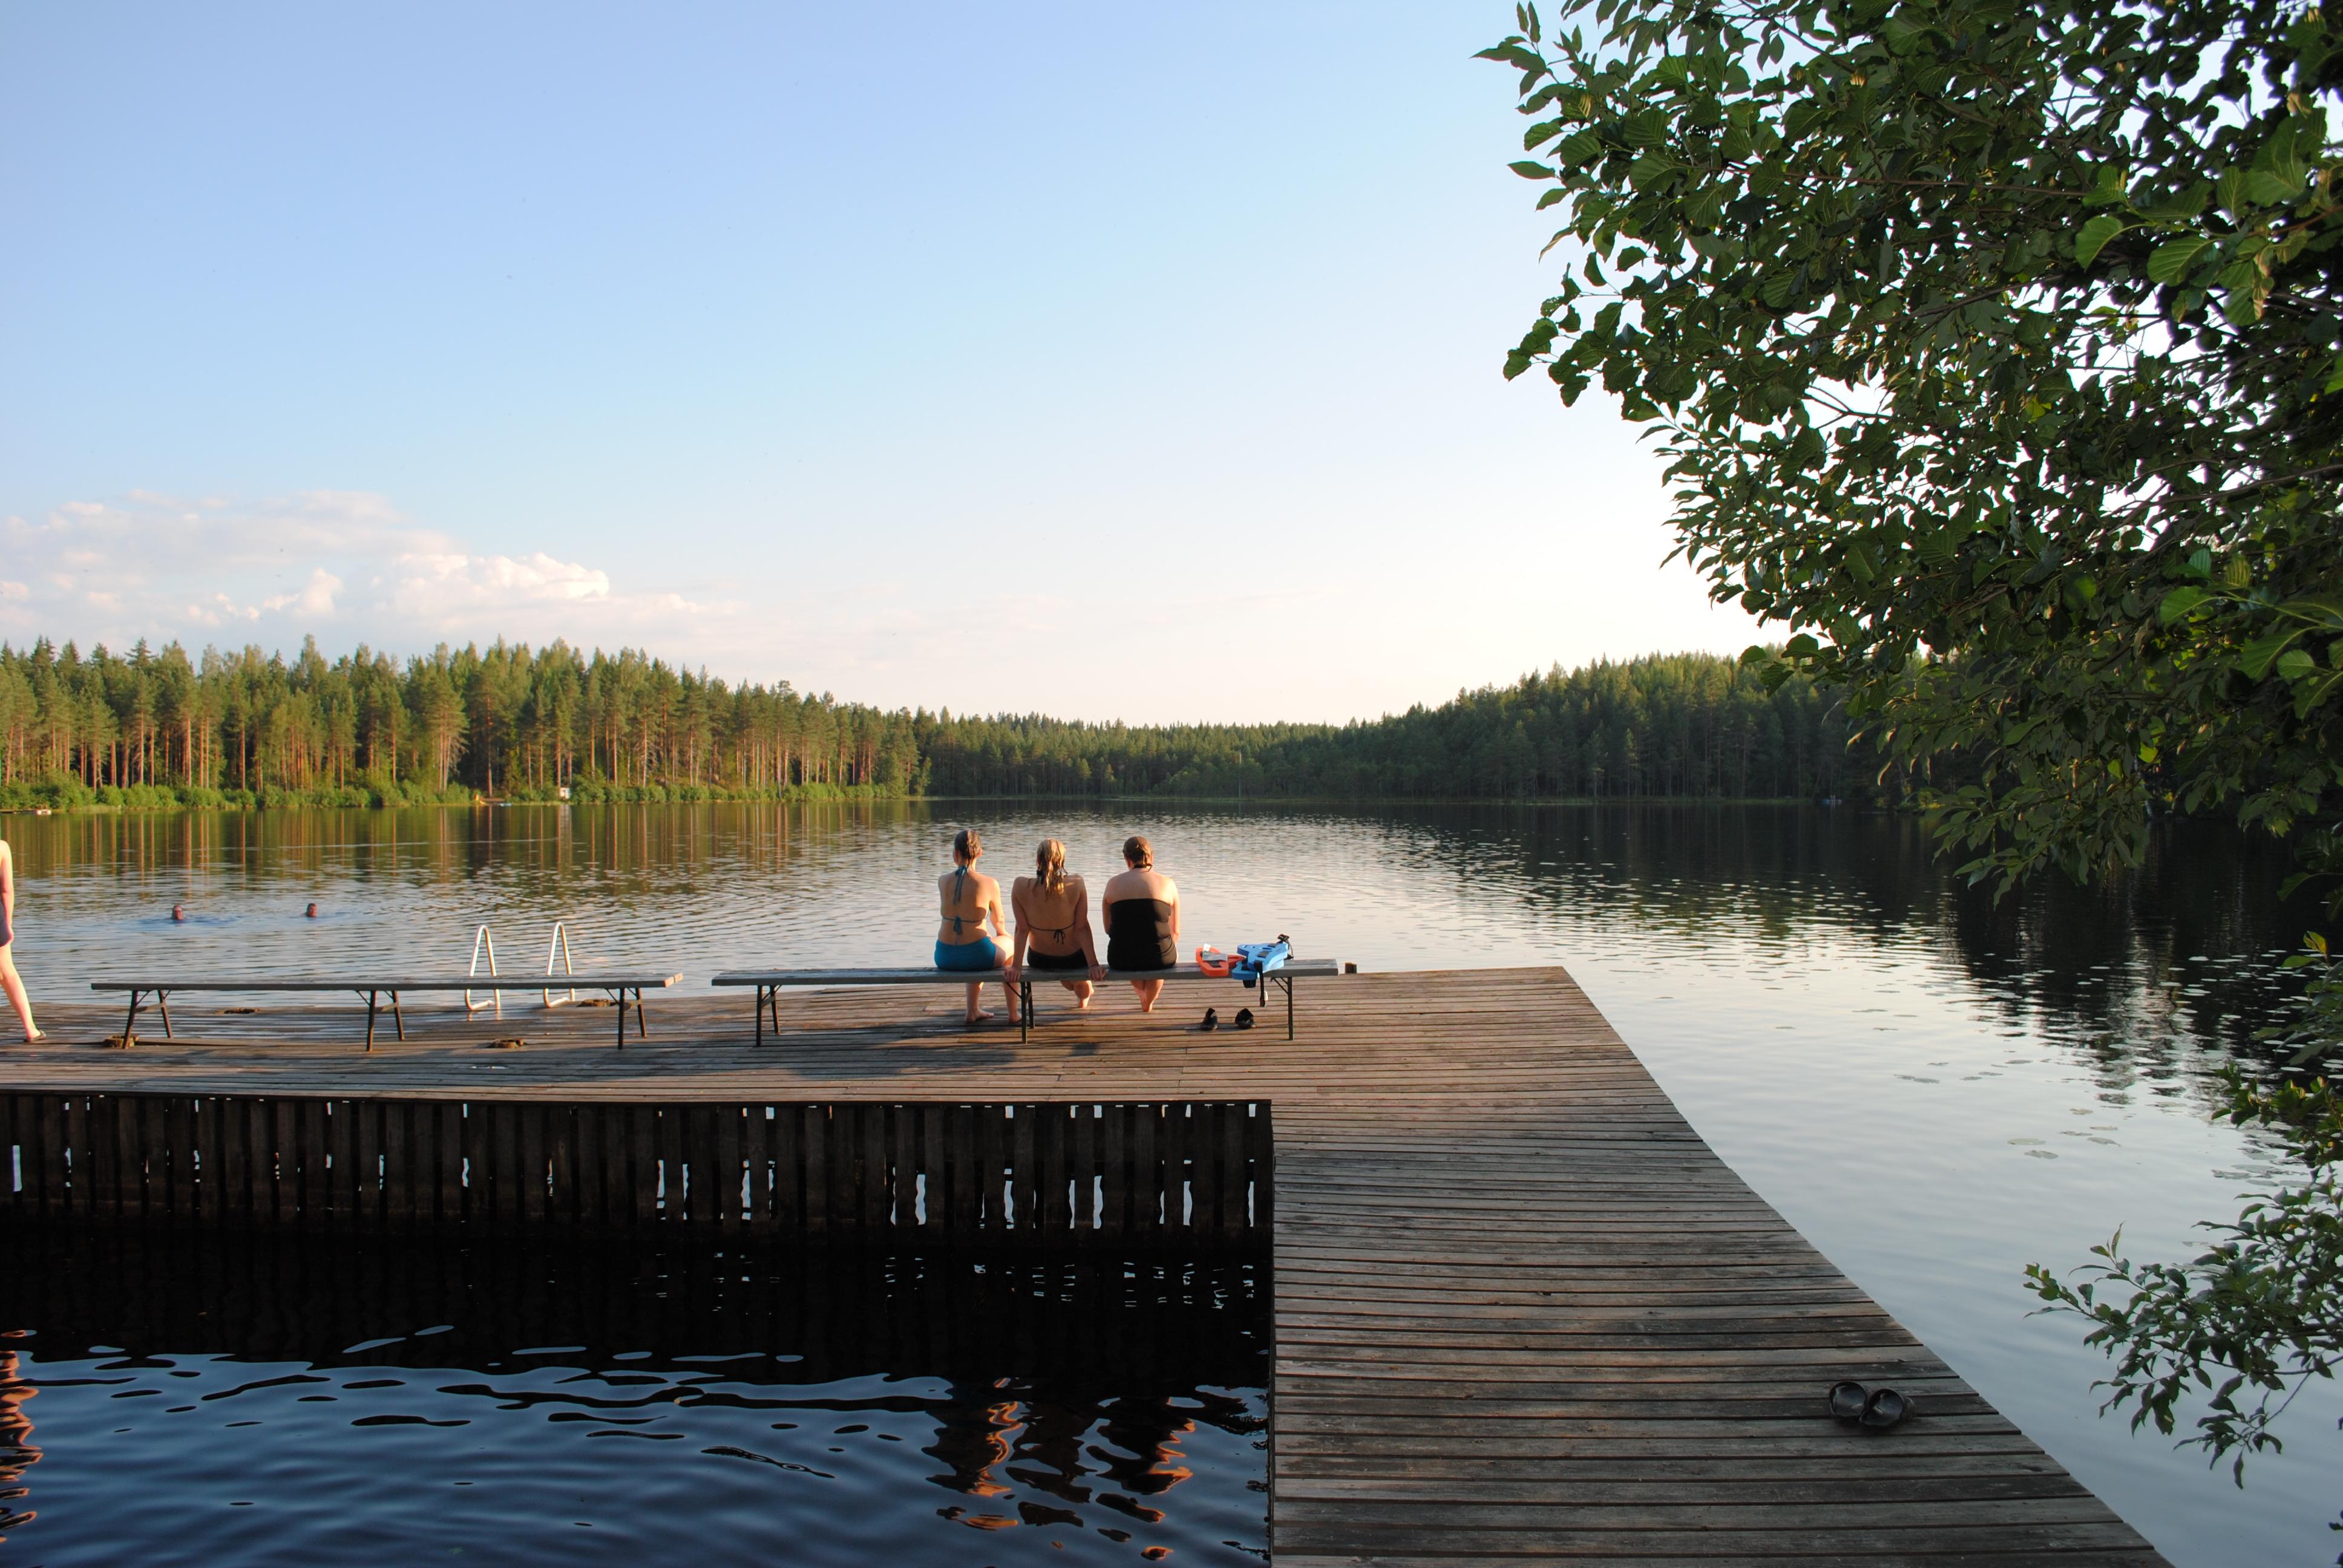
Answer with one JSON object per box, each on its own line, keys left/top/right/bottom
{"left": 465, "top": 923, "right": 581, "bottom": 1016}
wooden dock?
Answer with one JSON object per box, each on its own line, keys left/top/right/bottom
{"left": 0, "top": 967, "right": 2167, "bottom": 1564}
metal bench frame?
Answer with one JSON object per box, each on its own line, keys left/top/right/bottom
{"left": 711, "top": 960, "right": 1346, "bottom": 1045}
{"left": 90, "top": 975, "right": 683, "bottom": 1052}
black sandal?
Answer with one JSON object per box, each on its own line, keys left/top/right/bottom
{"left": 1200, "top": 1007, "right": 1219, "bottom": 1032}
{"left": 1826, "top": 1381, "right": 1868, "bottom": 1423}
{"left": 1233, "top": 1007, "right": 1255, "bottom": 1030}
{"left": 1861, "top": 1388, "right": 1912, "bottom": 1429}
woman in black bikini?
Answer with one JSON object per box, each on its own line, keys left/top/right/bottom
{"left": 1100, "top": 834, "right": 1180, "bottom": 1013}
{"left": 1009, "top": 839, "right": 1107, "bottom": 1010}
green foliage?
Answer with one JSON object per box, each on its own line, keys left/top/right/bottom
{"left": 2025, "top": 1060, "right": 2343, "bottom": 1488}
{"left": 1483, "top": 0, "right": 2343, "bottom": 892}
{"left": 2256, "top": 926, "right": 2343, "bottom": 1075}
{"left": 0, "top": 635, "right": 920, "bottom": 803}
{"left": 1, "top": 635, "right": 1874, "bottom": 810}
{"left": 915, "top": 653, "right": 1866, "bottom": 800}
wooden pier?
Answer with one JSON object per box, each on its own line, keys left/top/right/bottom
{"left": 0, "top": 967, "right": 2167, "bottom": 1564}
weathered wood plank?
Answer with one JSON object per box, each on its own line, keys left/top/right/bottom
{"left": 0, "top": 972, "right": 2165, "bottom": 1564}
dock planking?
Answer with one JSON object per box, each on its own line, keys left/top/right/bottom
{"left": 0, "top": 967, "right": 2167, "bottom": 1565}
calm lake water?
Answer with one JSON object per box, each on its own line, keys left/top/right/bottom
{"left": 1, "top": 799, "right": 2335, "bottom": 1565}
{"left": 0, "top": 1229, "right": 1268, "bottom": 1566}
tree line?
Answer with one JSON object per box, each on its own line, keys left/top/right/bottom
{"left": 914, "top": 652, "right": 1860, "bottom": 800}
{"left": 0, "top": 635, "right": 1866, "bottom": 809}
{"left": 0, "top": 636, "right": 920, "bottom": 808}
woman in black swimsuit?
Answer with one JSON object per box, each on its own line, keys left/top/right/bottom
{"left": 1009, "top": 839, "right": 1106, "bottom": 1010}
{"left": 1100, "top": 834, "right": 1180, "bottom": 1013}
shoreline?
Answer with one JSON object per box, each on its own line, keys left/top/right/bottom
{"left": 0, "top": 789, "right": 1862, "bottom": 817}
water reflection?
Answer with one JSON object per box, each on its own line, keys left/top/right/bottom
{"left": 0, "top": 1345, "right": 34, "bottom": 1538}
{"left": 0, "top": 1227, "right": 1268, "bottom": 1566}
{"left": 5, "top": 799, "right": 2328, "bottom": 1566}
{"left": 8, "top": 802, "right": 2311, "bottom": 1064}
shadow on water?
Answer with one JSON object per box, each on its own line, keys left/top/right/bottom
{"left": 0, "top": 1226, "right": 1269, "bottom": 1566}
{"left": 1356, "top": 800, "right": 2311, "bottom": 1074}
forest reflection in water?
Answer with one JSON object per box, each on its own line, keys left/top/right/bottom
{"left": 0, "top": 1227, "right": 1269, "bottom": 1566}
{"left": 7, "top": 799, "right": 2310, "bottom": 1067}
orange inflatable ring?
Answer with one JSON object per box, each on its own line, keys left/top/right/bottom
{"left": 1194, "top": 946, "right": 1235, "bottom": 978}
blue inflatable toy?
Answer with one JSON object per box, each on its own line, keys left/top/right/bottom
{"left": 1231, "top": 936, "right": 1291, "bottom": 987}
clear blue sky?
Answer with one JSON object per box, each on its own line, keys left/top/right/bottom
{"left": 0, "top": 1, "right": 1758, "bottom": 722}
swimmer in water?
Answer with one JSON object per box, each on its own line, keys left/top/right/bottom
{"left": 306, "top": 903, "right": 319, "bottom": 918}
{"left": 171, "top": 904, "right": 186, "bottom": 923}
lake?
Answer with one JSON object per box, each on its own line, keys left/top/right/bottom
{"left": 1, "top": 800, "right": 2333, "bottom": 1565}
{"left": 0, "top": 1229, "right": 1270, "bottom": 1565}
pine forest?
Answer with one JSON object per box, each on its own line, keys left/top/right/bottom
{"left": 0, "top": 636, "right": 1867, "bottom": 810}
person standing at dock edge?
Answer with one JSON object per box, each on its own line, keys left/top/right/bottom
{"left": 934, "top": 829, "right": 1019, "bottom": 1027}
{"left": 1102, "top": 834, "right": 1180, "bottom": 1013}
{"left": 0, "top": 838, "right": 41, "bottom": 1041}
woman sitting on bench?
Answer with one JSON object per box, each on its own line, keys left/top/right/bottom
{"left": 935, "top": 828, "right": 1018, "bottom": 1026}
{"left": 1010, "top": 838, "right": 1107, "bottom": 1008}
{"left": 1101, "top": 834, "right": 1181, "bottom": 1013}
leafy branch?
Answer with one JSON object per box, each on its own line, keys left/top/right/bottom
{"left": 2025, "top": 1057, "right": 2343, "bottom": 1488}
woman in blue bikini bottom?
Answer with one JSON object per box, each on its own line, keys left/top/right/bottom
{"left": 934, "top": 828, "right": 1018, "bottom": 1025}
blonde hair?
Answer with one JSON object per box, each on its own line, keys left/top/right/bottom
{"left": 1122, "top": 834, "right": 1153, "bottom": 868}
{"left": 953, "top": 828, "right": 981, "bottom": 864}
{"left": 1035, "top": 838, "right": 1069, "bottom": 895}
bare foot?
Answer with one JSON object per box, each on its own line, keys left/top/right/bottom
{"left": 964, "top": 1008, "right": 994, "bottom": 1025}
{"left": 1138, "top": 999, "right": 1156, "bottom": 1014}
{"left": 22, "top": 1030, "right": 42, "bottom": 1043}
{"left": 1075, "top": 997, "right": 1091, "bottom": 1011}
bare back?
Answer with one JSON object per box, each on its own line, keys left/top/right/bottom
{"left": 937, "top": 863, "right": 1005, "bottom": 946}
{"left": 1013, "top": 875, "right": 1090, "bottom": 957}
{"left": 1101, "top": 865, "right": 1176, "bottom": 910}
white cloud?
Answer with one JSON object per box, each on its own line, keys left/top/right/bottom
{"left": 0, "top": 491, "right": 729, "bottom": 659}
{"left": 260, "top": 567, "right": 341, "bottom": 618}
{"left": 387, "top": 552, "right": 609, "bottom": 616}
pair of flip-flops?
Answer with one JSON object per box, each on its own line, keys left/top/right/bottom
{"left": 1828, "top": 1380, "right": 1913, "bottom": 1429}
{"left": 1199, "top": 1007, "right": 1254, "bottom": 1032}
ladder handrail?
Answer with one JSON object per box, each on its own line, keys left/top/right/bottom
{"left": 543, "top": 922, "right": 578, "bottom": 1008}
{"left": 464, "top": 925, "right": 500, "bottom": 1017}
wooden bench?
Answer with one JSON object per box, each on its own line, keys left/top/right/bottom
{"left": 710, "top": 959, "right": 1350, "bottom": 1044}
{"left": 88, "top": 975, "right": 684, "bottom": 1052}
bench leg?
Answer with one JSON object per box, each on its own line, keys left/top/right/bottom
{"left": 1281, "top": 975, "right": 1294, "bottom": 1040}
{"left": 635, "top": 987, "right": 647, "bottom": 1041}
{"left": 122, "top": 989, "right": 142, "bottom": 1047}
{"left": 1019, "top": 978, "right": 1033, "bottom": 1043}
{"left": 158, "top": 991, "right": 174, "bottom": 1039}
{"left": 364, "top": 990, "right": 378, "bottom": 1053}
{"left": 754, "top": 985, "right": 766, "bottom": 1048}
{"left": 615, "top": 988, "right": 628, "bottom": 1050}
